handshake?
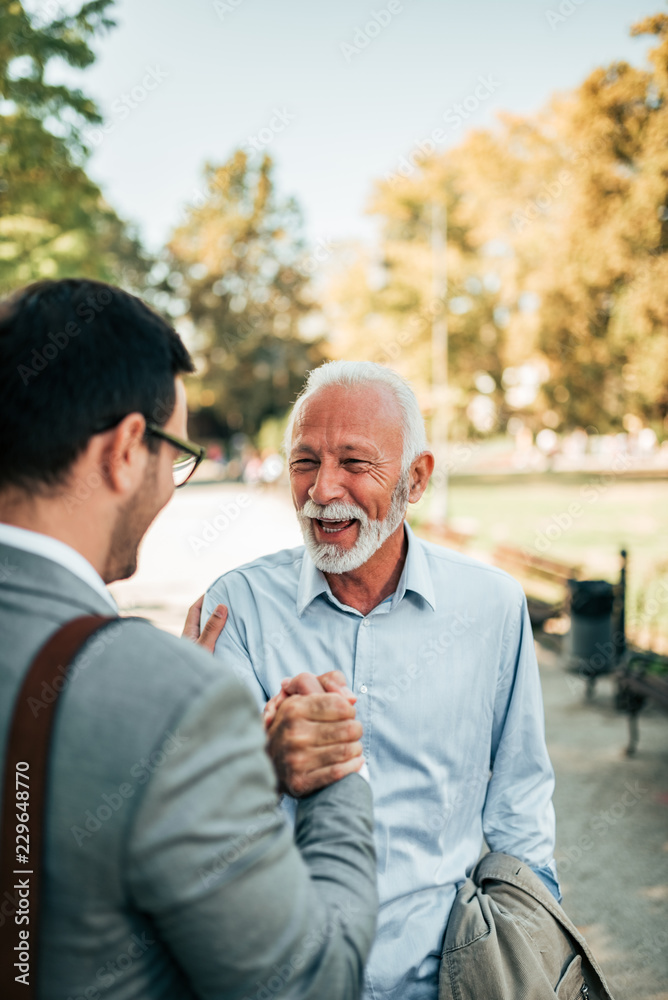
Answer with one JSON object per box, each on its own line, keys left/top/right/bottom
{"left": 183, "top": 596, "right": 364, "bottom": 798}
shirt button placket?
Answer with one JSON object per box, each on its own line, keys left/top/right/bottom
{"left": 356, "top": 616, "right": 373, "bottom": 757}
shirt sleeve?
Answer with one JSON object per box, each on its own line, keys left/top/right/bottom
{"left": 482, "top": 592, "right": 558, "bottom": 875}
{"left": 126, "top": 672, "right": 378, "bottom": 999}
{"left": 202, "top": 577, "right": 269, "bottom": 712}
{"left": 531, "top": 861, "right": 562, "bottom": 902}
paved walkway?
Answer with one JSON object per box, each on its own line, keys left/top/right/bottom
{"left": 111, "top": 483, "right": 668, "bottom": 998}
{"left": 109, "top": 481, "right": 302, "bottom": 633}
{"left": 540, "top": 647, "right": 668, "bottom": 999}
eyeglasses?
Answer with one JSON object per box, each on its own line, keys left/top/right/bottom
{"left": 92, "top": 417, "right": 206, "bottom": 488}
{"left": 145, "top": 423, "right": 206, "bottom": 488}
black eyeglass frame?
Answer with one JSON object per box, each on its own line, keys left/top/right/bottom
{"left": 145, "top": 422, "right": 206, "bottom": 488}
{"left": 91, "top": 416, "right": 206, "bottom": 488}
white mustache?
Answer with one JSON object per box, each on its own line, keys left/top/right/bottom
{"left": 299, "top": 499, "right": 368, "bottom": 524}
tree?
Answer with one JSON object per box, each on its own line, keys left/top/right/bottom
{"left": 0, "top": 0, "right": 149, "bottom": 294}
{"left": 529, "top": 13, "right": 668, "bottom": 432}
{"left": 327, "top": 10, "right": 668, "bottom": 437}
{"left": 168, "top": 150, "right": 325, "bottom": 441}
{"left": 324, "top": 143, "right": 527, "bottom": 439}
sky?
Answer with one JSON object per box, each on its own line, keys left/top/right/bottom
{"left": 46, "top": 0, "right": 659, "bottom": 252}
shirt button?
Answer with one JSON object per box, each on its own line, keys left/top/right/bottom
{"left": 362, "top": 619, "right": 370, "bottom": 627}
{"left": 360, "top": 684, "right": 368, "bottom": 694}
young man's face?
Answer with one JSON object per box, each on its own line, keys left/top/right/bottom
{"left": 105, "top": 377, "right": 188, "bottom": 583}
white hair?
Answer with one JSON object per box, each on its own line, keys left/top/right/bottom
{"left": 284, "top": 360, "right": 428, "bottom": 473}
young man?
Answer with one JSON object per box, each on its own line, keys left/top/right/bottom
{"left": 0, "top": 281, "right": 377, "bottom": 998}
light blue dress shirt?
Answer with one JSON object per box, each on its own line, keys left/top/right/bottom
{"left": 204, "top": 523, "right": 559, "bottom": 1000}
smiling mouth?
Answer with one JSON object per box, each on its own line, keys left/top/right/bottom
{"left": 314, "top": 517, "right": 357, "bottom": 536}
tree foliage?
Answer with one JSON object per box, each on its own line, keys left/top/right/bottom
{"left": 327, "top": 11, "right": 668, "bottom": 437}
{"left": 0, "top": 0, "right": 148, "bottom": 294}
{"left": 168, "top": 151, "right": 325, "bottom": 441}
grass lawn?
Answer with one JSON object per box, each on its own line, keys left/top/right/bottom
{"left": 411, "top": 474, "right": 668, "bottom": 651}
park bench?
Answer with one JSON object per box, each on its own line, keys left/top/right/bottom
{"left": 492, "top": 544, "right": 582, "bottom": 628}
{"left": 615, "top": 649, "right": 668, "bottom": 756}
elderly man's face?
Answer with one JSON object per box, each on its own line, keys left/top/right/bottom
{"left": 289, "top": 384, "right": 408, "bottom": 571}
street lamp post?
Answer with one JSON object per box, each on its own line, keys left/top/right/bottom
{"left": 430, "top": 201, "right": 449, "bottom": 525}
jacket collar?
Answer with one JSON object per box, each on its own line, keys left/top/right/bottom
{"left": 0, "top": 541, "right": 118, "bottom": 618}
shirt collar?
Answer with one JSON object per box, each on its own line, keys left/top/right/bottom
{"left": 0, "top": 523, "right": 117, "bottom": 611}
{"left": 394, "top": 522, "right": 436, "bottom": 611}
{"left": 296, "top": 521, "right": 436, "bottom": 617}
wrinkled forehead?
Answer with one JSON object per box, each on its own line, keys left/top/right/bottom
{"left": 291, "top": 384, "right": 404, "bottom": 458}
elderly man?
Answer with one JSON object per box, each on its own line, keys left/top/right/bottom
{"left": 203, "top": 360, "right": 559, "bottom": 1000}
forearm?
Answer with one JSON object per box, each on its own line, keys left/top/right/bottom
{"left": 484, "top": 596, "right": 557, "bottom": 867}
{"left": 294, "top": 774, "right": 378, "bottom": 991}
{"left": 129, "top": 676, "right": 377, "bottom": 999}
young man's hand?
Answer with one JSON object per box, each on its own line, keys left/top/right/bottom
{"left": 181, "top": 594, "right": 228, "bottom": 652}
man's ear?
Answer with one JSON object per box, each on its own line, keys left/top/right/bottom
{"left": 101, "top": 414, "right": 149, "bottom": 495}
{"left": 408, "top": 451, "right": 435, "bottom": 503}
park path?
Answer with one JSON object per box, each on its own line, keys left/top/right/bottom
{"left": 111, "top": 483, "right": 668, "bottom": 999}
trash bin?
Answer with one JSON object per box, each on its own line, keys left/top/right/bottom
{"left": 566, "top": 579, "right": 615, "bottom": 679}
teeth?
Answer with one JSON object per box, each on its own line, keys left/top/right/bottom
{"left": 318, "top": 519, "right": 352, "bottom": 533}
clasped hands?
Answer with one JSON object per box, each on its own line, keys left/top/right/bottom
{"left": 263, "top": 671, "right": 364, "bottom": 798}
{"left": 183, "top": 595, "right": 364, "bottom": 798}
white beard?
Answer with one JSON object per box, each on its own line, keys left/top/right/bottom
{"left": 296, "top": 472, "right": 410, "bottom": 574}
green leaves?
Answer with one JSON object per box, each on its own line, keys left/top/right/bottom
{"left": 169, "top": 152, "right": 325, "bottom": 440}
{"left": 0, "top": 1, "right": 149, "bottom": 296}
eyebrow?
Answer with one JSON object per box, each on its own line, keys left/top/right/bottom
{"left": 290, "top": 443, "right": 377, "bottom": 457}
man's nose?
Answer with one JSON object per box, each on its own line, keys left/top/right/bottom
{"left": 308, "top": 463, "right": 346, "bottom": 506}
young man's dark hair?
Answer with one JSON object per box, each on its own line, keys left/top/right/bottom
{"left": 0, "top": 278, "right": 194, "bottom": 490}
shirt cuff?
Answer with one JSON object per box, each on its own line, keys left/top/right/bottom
{"left": 530, "top": 860, "right": 562, "bottom": 903}
{"left": 357, "top": 760, "right": 371, "bottom": 785}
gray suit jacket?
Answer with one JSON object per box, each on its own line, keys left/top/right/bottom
{"left": 0, "top": 542, "right": 378, "bottom": 999}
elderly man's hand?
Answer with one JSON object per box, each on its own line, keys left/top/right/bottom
{"left": 263, "top": 670, "right": 355, "bottom": 729}
{"left": 266, "top": 672, "right": 363, "bottom": 797}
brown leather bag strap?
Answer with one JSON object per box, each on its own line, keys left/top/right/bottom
{"left": 1, "top": 614, "right": 117, "bottom": 997}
